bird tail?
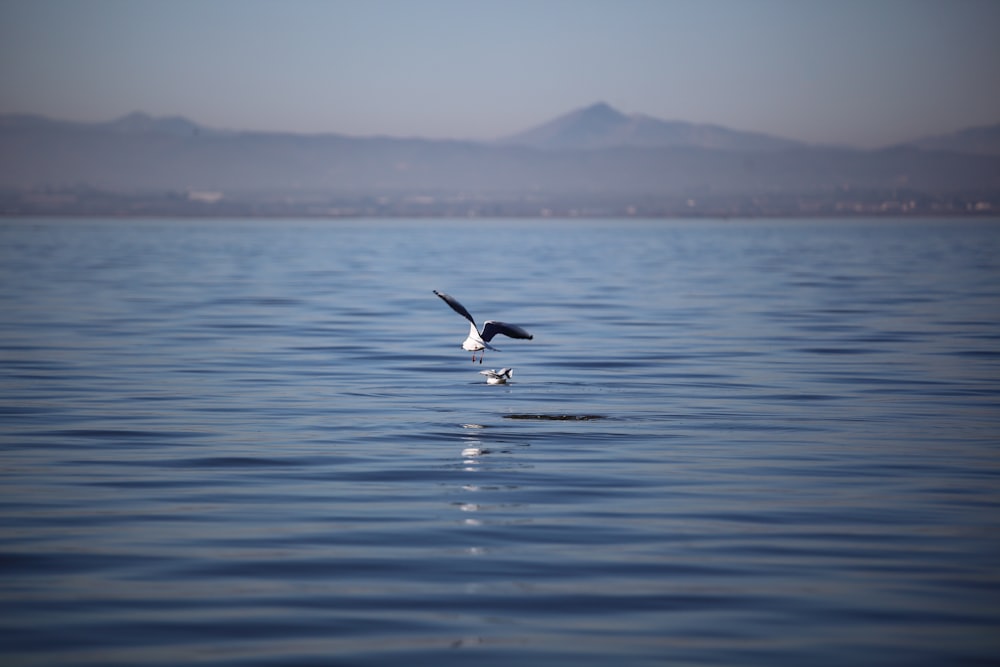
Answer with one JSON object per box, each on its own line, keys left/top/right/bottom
{"left": 469, "top": 322, "right": 499, "bottom": 350}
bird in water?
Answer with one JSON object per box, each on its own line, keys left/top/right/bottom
{"left": 480, "top": 368, "right": 513, "bottom": 384}
{"left": 433, "top": 290, "right": 533, "bottom": 363}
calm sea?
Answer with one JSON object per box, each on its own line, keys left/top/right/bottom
{"left": 1, "top": 217, "right": 999, "bottom": 666}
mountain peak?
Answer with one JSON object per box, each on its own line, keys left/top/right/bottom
{"left": 500, "top": 102, "right": 631, "bottom": 149}
{"left": 577, "top": 101, "right": 629, "bottom": 122}
{"left": 107, "top": 111, "right": 203, "bottom": 136}
{"left": 502, "top": 103, "right": 802, "bottom": 151}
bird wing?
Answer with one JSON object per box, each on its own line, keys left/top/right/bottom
{"left": 433, "top": 290, "right": 476, "bottom": 327}
{"left": 481, "top": 320, "right": 533, "bottom": 342}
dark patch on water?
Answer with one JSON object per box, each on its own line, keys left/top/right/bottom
{"left": 504, "top": 414, "right": 608, "bottom": 421}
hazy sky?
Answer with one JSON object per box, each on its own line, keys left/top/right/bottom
{"left": 1, "top": 0, "right": 999, "bottom": 147}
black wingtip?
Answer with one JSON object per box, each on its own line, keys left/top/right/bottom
{"left": 433, "top": 290, "right": 477, "bottom": 327}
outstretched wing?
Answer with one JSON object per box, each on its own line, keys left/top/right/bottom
{"left": 481, "top": 320, "right": 533, "bottom": 342}
{"left": 433, "top": 290, "right": 476, "bottom": 327}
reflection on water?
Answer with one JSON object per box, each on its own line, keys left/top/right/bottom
{"left": 1, "top": 217, "right": 999, "bottom": 666}
{"left": 458, "top": 424, "right": 489, "bottom": 538}
{"left": 461, "top": 422, "right": 489, "bottom": 467}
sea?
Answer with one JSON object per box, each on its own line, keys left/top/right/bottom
{"left": 1, "top": 217, "right": 999, "bottom": 666}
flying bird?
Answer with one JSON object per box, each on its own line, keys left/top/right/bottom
{"left": 433, "top": 290, "right": 533, "bottom": 363}
{"left": 480, "top": 368, "right": 514, "bottom": 384}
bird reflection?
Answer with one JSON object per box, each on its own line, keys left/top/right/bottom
{"left": 460, "top": 423, "right": 490, "bottom": 468}
{"left": 454, "top": 423, "right": 529, "bottom": 517}
{"left": 457, "top": 422, "right": 529, "bottom": 467}
{"left": 457, "top": 424, "right": 493, "bottom": 532}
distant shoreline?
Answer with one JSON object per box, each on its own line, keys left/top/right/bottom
{"left": 2, "top": 189, "right": 996, "bottom": 220}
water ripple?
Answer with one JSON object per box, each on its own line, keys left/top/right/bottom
{"left": 2, "top": 218, "right": 999, "bottom": 667}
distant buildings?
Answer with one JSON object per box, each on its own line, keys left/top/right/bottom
{"left": 2, "top": 186, "right": 996, "bottom": 218}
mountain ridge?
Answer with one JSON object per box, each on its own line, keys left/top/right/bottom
{"left": 900, "top": 122, "right": 1000, "bottom": 156}
{"left": 3, "top": 104, "right": 999, "bottom": 154}
{"left": 500, "top": 102, "right": 805, "bottom": 152}
{"left": 1, "top": 105, "right": 999, "bottom": 218}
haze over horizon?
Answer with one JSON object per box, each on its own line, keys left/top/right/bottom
{"left": 2, "top": 0, "right": 999, "bottom": 149}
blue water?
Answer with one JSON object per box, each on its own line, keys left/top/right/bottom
{"left": 1, "top": 217, "right": 999, "bottom": 666}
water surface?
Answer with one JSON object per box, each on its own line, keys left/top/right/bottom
{"left": 2, "top": 218, "right": 999, "bottom": 666}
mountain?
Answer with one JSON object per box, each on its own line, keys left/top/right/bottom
{"left": 1, "top": 111, "right": 198, "bottom": 134}
{"left": 902, "top": 123, "right": 1000, "bottom": 156}
{"left": 1, "top": 110, "right": 998, "bottom": 217}
{"left": 500, "top": 102, "right": 804, "bottom": 151}
{"left": 101, "top": 111, "right": 207, "bottom": 137}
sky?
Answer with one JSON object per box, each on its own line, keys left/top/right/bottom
{"left": 1, "top": 0, "right": 999, "bottom": 148}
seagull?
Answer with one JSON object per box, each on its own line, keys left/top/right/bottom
{"left": 480, "top": 368, "right": 513, "bottom": 384}
{"left": 433, "top": 290, "right": 533, "bottom": 363}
